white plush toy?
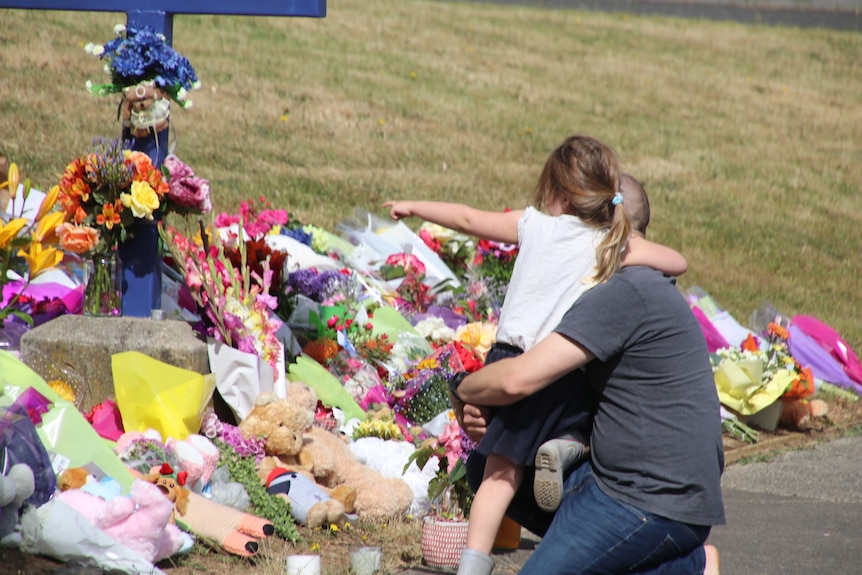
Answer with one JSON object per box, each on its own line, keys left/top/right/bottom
{"left": 348, "top": 437, "right": 438, "bottom": 517}
{"left": 0, "top": 463, "right": 36, "bottom": 543}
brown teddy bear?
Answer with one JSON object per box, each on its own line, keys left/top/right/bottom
{"left": 145, "top": 463, "right": 190, "bottom": 524}
{"left": 120, "top": 82, "right": 170, "bottom": 139}
{"left": 238, "top": 391, "right": 357, "bottom": 516}
{"left": 286, "top": 383, "right": 414, "bottom": 520}
{"left": 780, "top": 398, "right": 829, "bottom": 430}
{"left": 238, "top": 391, "right": 318, "bottom": 472}
{"left": 242, "top": 386, "right": 413, "bottom": 520}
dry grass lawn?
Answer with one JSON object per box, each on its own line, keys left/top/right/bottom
{"left": 1, "top": 2, "right": 861, "bottom": 572}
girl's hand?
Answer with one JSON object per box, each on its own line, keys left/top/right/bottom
{"left": 451, "top": 394, "right": 491, "bottom": 443}
{"left": 382, "top": 200, "right": 413, "bottom": 220}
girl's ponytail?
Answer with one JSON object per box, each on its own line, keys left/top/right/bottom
{"left": 531, "top": 135, "right": 630, "bottom": 285}
{"left": 591, "top": 196, "right": 631, "bottom": 284}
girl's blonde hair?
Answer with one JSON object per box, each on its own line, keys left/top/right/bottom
{"left": 530, "top": 135, "right": 631, "bottom": 284}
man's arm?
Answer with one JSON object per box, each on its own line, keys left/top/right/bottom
{"left": 455, "top": 333, "right": 595, "bottom": 406}
{"left": 383, "top": 200, "right": 522, "bottom": 244}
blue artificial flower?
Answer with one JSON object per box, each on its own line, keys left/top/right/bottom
{"left": 282, "top": 227, "right": 313, "bottom": 247}
{"left": 89, "top": 23, "right": 200, "bottom": 106}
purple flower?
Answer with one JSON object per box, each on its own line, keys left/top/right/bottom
{"left": 413, "top": 305, "right": 468, "bottom": 331}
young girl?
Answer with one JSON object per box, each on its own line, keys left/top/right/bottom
{"left": 384, "top": 135, "right": 686, "bottom": 575}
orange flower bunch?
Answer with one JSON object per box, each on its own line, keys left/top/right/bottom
{"left": 55, "top": 137, "right": 169, "bottom": 256}
{"left": 763, "top": 322, "right": 816, "bottom": 400}
{"left": 303, "top": 337, "right": 341, "bottom": 365}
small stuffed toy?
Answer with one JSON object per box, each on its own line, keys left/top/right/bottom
{"left": 55, "top": 478, "right": 187, "bottom": 563}
{"left": 145, "top": 463, "right": 191, "bottom": 524}
{"left": 121, "top": 82, "right": 170, "bottom": 138}
{"left": 259, "top": 459, "right": 349, "bottom": 529}
{"left": 0, "top": 463, "right": 36, "bottom": 542}
{"left": 57, "top": 467, "right": 92, "bottom": 492}
{"left": 780, "top": 398, "right": 829, "bottom": 430}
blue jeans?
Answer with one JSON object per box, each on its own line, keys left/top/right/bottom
{"left": 467, "top": 453, "right": 709, "bottom": 574}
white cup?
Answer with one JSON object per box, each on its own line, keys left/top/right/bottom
{"left": 285, "top": 554, "right": 321, "bottom": 575}
{"left": 349, "top": 546, "right": 382, "bottom": 575}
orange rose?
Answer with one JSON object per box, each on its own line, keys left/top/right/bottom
{"left": 124, "top": 150, "right": 154, "bottom": 174}
{"left": 56, "top": 222, "right": 99, "bottom": 254}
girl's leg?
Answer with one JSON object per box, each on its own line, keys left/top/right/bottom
{"left": 466, "top": 450, "right": 556, "bottom": 538}
{"left": 457, "top": 454, "right": 524, "bottom": 575}
{"left": 466, "top": 454, "right": 524, "bottom": 552}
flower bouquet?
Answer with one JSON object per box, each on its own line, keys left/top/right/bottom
{"left": 418, "top": 222, "right": 476, "bottom": 278}
{"left": 55, "top": 138, "right": 208, "bottom": 316}
{"left": 161, "top": 219, "right": 285, "bottom": 420}
{"left": 85, "top": 23, "right": 200, "bottom": 139}
{"left": 712, "top": 322, "right": 815, "bottom": 429}
{"left": 1, "top": 162, "right": 64, "bottom": 331}
{"left": 388, "top": 344, "right": 465, "bottom": 427}
{"left": 472, "top": 238, "right": 518, "bottom": 296}
{"left": 379, "top": 252, "right": 435, "bottom": 315}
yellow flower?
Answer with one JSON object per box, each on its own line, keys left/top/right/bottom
{"left": 329, "top": 523, "right": 339, "bottom": 532}
{"left": 120, "top": 180, "right": 160, "bottom": 219}
{"left": 36, "top": 185, "right": 60, "bottom": 221}
{"left": 17, "top": 242, "right": 62, "bottom": 279}
{"left": 0, "top": 217, "right": 27, "bottom": 249}
{"left": 3, "top": 162, "right": 19, "bottom": 199}
{"left": 455, "top": 321, "right": 498, "bottom": 357}
{"left": 47, "top": 379, "right": 77, "bottom": 403}
{"left": 33, "top": 211, "right": 65, "bottom": 243}
{"left": 310, "top": 542, "right": 320, "bottom": 553}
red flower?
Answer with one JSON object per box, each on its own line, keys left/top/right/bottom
{"left": 454, "top": 341, "right": 483, "bottom": 373}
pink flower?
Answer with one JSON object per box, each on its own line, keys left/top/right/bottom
{"left": 163, "top": 155, "right": 212, "bottom": 212}
{"left": 438, "top": 420, "right": 463, "bottom": 474}
{"left": 163, "top": 154, "right": 194, "bottom": 179}
{"left": 169, "top": 176, "right": 212, "bottom": 211}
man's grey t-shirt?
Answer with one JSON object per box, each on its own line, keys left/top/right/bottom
{"left": 555, "top": 266, "right": 726, "bottom": 526}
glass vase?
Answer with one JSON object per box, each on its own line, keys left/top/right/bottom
{"left": 84, "top": 252, "right": 122, "bottom": 317}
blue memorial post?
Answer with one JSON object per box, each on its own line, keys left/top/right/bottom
{"left": 0, "top": 0, "right": 325, "bottom": 316}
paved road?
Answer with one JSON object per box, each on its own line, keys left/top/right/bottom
{"left": 710, "top": 435, "right": 862, "bottom": 575}
{"left": 400, "top": 434, "right": 862, "bottom": 574}
{"left": 461, "top": 0, "right": 862, "bottom": 31}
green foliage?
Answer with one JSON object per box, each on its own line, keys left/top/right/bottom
{"left": 215, "top": 440, "right": 300, "bottom": 542}
{"left": 722, "top": 417, "right": 760, "bottom": 444}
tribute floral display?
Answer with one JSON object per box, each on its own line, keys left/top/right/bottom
{"left": 7, "top": 172, "right": 858, "bottom": 573}
{"left": 712, "top": 321, "right": 815, "bottom": 416}
{"left": 54, "top": 138, "right": 209, "bottom": 315}
{"left": 0, "top": 163, "right": 64, "bottom": 326}
{"left": 85, "top": 23, "right": 201, "bottom": 110}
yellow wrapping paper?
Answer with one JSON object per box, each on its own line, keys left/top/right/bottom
{"left": 112, "top": 351, "right": 215, "bottom": 441}
{"left": 714, "top": 358, "right": 795, "bottom": 415}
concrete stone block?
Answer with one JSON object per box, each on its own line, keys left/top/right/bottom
{"left": 19, "top": 315, "right": 209, "bottom": 411}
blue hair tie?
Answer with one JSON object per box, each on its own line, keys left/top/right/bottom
{"left": 612, "top": 191, "right": 624, "bottom": 206}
